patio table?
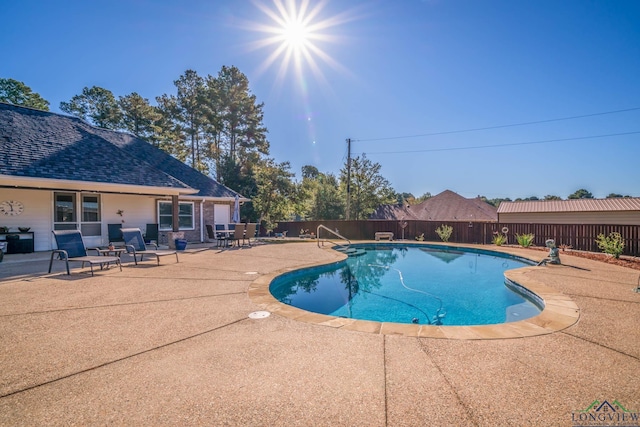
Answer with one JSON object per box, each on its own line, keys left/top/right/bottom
{"left": 94, "top": 247, "right": 126, "bottom": 268}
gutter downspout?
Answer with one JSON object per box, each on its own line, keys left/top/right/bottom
{"left": 200, "top": 199, "right": 205, "bottom": 242}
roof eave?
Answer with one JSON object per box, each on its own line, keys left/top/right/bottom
{"left": 0, "top": 175, "right": 198, "bottom": 196}
{"left": 181, "top": 195, "right": 251, "bottom": 202}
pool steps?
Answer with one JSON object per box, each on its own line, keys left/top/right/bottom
{"left": 334, "top": 247, "right": 366, "bottom": 257}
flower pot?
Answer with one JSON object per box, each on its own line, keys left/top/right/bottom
{"left": 175, "top": 239, "right": 188, "bottom": 251}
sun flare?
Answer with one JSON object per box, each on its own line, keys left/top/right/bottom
{"left": 246, "top": 0, "right": 357, "bottom": 86}
{"left": 281, "top": 20, "right": 310, "bottom": 49}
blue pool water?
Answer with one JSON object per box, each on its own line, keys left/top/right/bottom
{"left": 270, "top": 244, "right": 543, "bottom": 326}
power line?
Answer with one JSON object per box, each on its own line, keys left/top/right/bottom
{"left": 358, "top": 130, "right": 640, "bottom": 155}
{"left": 355, "top": 107, "right": 640, "bottom": 142}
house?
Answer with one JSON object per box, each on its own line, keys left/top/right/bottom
{"left": 371, "top": 190, "right": 498, "bottom": 222}
{"left": 0, "top": 102, "right": 246, "bottom": 252}
{"left": 497, "top": 198, "right": 640, "bottom": 225}
{"left": 369, "top": 203, "right": 420, "bottom": 221}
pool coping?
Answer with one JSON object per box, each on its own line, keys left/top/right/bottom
{"left": 248, "top": 241, "right": 580, "bottom": 339}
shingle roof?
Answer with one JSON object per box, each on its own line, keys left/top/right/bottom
{"left": 371, "top": 190, "right": 498, "bottom": 222}
{"left": 497, "top": 198, "right": 640, "bottom": 213}
{"left": 0, "top": 103, "right": 241, "bottom": 198}
{"left": 409, "top": 190, "right": 497, "bottom": 222}
{"left": 369, "top": 203, "right": 417, "bottom": 220}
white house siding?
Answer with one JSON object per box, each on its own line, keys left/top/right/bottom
{"left": 498, "top": 212, "right": 640, "bottom": 225}
{"left": 0, "top": 188, "right": 52, "bottom": 252}
{"left": 0, "top": 187, "right": 243, "bottom": 250}
{"left": 0, "top": 189, "right": 162, "bottom": 252}
{"left": 101, "top": 193, "right": 158, "bottom": 246}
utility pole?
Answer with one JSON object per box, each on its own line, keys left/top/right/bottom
{"left": 346, "top": 138, "right": 351, "bottom": 220}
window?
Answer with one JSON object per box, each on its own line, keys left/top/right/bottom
{"left": 81, "top": 194, "right": 101, "bottom": 236}
{"left": 54, "top": 193, "right": 102, "bottom": 235}
{"left": 158, "top": 201, "right": 194, "bottom": 230}
{"left": 54, "top": 192, "right": 77, "bottom": 230}
{"left": 158, "top": 202, "right": 173, "bottom": 230}
{"left": 178, "top": 203, "right": 194, "bottom": 228}
{"left": 55, "top": 193, "right": 76, "bottom": 223}
{"left": 82, "top": 195, "right": 100, "bottom": 222}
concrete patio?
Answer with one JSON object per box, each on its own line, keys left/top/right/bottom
{"left": 1, "top": 241, "right": 639, "bottom": 426}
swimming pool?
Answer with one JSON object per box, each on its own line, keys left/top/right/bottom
{"left": 269, "top": 244, "right": 543, "bottom": 326}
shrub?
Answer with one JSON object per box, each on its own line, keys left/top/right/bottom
{"left": 492, "top": 233, "right": 507, "bottom": 246}
{"left": 516, "top": 233, "right": 535, "bottom": 248}
{"left": 435, "top": 224, "right": 453, "bottom": 242}
{"left": 415, "top": 233, "right": 425, "bottom": 241}
{"left": 595, "top": 232, "right": 625, "bottom": 259}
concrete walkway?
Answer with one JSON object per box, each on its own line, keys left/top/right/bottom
{"left": 0, "top": 241, "right": 639, "bottom": 426}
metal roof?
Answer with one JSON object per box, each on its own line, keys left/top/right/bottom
{"left": 497, "top": 198, "right": 640, "bottom": 213}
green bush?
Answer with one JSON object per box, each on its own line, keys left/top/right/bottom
{"left": 492, "top": 233, "right": 507, "bottom": 246}
{"left": 415, "top": 232, "right": 425, "bottom": 241}
{"left": 595, "top": 232, "right": 625, "bottom": 259}
{"left": 516, "top": 233, "right": 535, "bottom": 248}
{"left": 435, "top": 224, "right": 453, "bottom": 242}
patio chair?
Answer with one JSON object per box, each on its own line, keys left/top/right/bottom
{"left": 274, "top": 230, "right": 288, "bottom": 238}
{"left": 206, "top": 224, "right": 223, "bottom": 247}
{"left": 208, "top": 224, "right": 230, "bottom": 247}
{"left": 121, "top": 227, "right": 178, "bottom": 265}
{"left": 108, "top": 223, "right": 124, "bottom": 246}
{"left": 205, "top": 224, "right": 215, "bottom": 242}
{"left": 230, "top": 223, "right": 245, "bottom": 247}
{"left": 144, "top": 224, "right": 158, "bottom": 245}
{"left": 49, "top": 230, "right": 122, "bottom": 276}
{"left": 243, "top": 223, "right": 257, "bottom": 246}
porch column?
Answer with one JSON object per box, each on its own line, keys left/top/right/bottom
{"left": 166, "top": 195, "right": 185, "bottom": 249}
{"left": 172, "top": 195, "right": 179, "bottom": 232}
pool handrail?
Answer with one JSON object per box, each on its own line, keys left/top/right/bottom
{"left": 317, "top": 224, "right": 350, "bottom": 249}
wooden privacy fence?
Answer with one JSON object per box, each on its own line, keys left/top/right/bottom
{"left": 273, "top": 220, "right": 640, "bottom": 257}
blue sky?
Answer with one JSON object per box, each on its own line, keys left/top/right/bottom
{"left": 2, "top": 0, "right": 639, "bottom": 199}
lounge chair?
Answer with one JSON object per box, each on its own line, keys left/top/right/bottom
{"left": 243, "top": 223, "right": 257, "bottom": 246}
{"left": 230, "top": 223, "right": 245, "bottom": 247}
{"left": 121, "top": 227, "right": 178, "bottom": 265}
{"left": 108, "top": 223, "right": 125, "bottom": 246}
{"left": 144, "top": 223, "right": 159, "bottom": 245}
{"left": 49, "top": 230, "right": 122, "bottom": 276}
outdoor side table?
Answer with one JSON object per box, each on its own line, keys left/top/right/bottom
{"left": 95, "top": 247, "right": 126, "bottom": 268}
{"left": 96, "top": 248, "right": 126, "bottom": 257}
